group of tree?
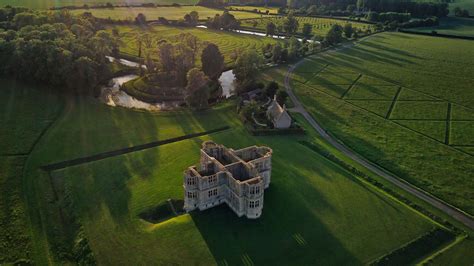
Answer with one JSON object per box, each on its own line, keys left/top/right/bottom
{"left": 264, "top": 12, "right": 300, "bottom": 37}
{"left": 454, "top": 7, "right": 470, "bottom": 17}
{"left": 366, "top": 11, "right": 411, "bottom": 23}
{"left": 206, "top": 11, "right": 240, "bottom": 30}
{"left": 142, "top": 33, "right": 224, "bottom": 109}
{"left": 357, "top": 0, "right": 448, "bottom": 18}
{"left": 0, "top": 7, "right": 119, "bottom": 94}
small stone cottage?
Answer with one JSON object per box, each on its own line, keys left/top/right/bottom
{"left": 266, "top": 96, "right": 292, "bottom": 129}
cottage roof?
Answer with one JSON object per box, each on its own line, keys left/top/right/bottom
{"left": 266, "top": 96, "right": 288, "bottom": 123}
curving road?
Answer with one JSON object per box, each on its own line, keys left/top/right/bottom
{"left": 284, "top": 55, "right": 474, "bottom": 231}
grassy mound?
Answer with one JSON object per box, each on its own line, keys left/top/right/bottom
{"left": 121, "top": 75, "right": 184, "bottom": 103}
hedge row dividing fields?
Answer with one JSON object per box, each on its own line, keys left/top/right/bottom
{"left": 292, "top": 62, "right": 474, "bottom": 156}
{"left": 240, "top": 17, "right": 376, "bottom": 36}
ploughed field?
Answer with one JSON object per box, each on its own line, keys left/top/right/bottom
{"left": 240, "top": 16, "right": 376, "bottom": 36}
{"left": 290, "top": 32, "right": 474, "bottom": 216}
{"left": 0, "top": 0, "right": 199, "bottom": 9}
{"left": 0, "top": 76, "right": 439, "bottom": 264}
{"left": 70, "top": 6, "right": 273, "bottom": 21}
{"left": 110, "top": 25, "right": 281, "bottom": 66}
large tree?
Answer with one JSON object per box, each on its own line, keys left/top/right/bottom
{"left": 283, "top": 12, "right": 299, "bottom": 36}
{"left": 185, "top": 68, "right": 210, "bottom": 109}
{"left": 201, "top": 43, "right": 224, "bottom": 80}
{"left": 266, "top": 21, "right": 276, "bottom": 36}
{"left": 233, "top": 50, "right": 262, "bottom": 93}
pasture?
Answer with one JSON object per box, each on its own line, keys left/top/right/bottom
{"left": 228, "top": 5, "right": 280, "bottom": 14}
{"left": 240, "top": 16, "right": 376, "bottom": 36}
{"left": 70, "top": 6, "right": 272, "bottom": 21}
{"left": 449, "top": 0, "right": 474, "bottom": 15}
{"left": 34, "top": 98, "right": 435, "bottom": 265}
{"left": 0, "top": 0, "right": 198, "bottom": 9}
{"left": 410, "top": 17, "right": 474, "bottom": 37}
{"left": 1, "top": 75, "right": 441, "bottom": 264}
{"left": 111, "top": 25, "right": 280, "bottom": 65}
{"left": 290, "top": 32, "right": 474, "bottom": 216}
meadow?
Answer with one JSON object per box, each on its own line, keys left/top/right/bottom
{"left": 111, "top": 25, "right": 280, "bottom": 65}
{"left": 449, "top": 0, "right": 474, "bottom": 15}
{"left": 0, "top": 0, "right": 198, "bottom": 9}
{"left": 70, "top": 6, "right": 272, "bottom": 21}
{"left": 240, "top": 16, "right": 376, "bottom": 36}
{"left": 409, "top": 17, "right": 474, "bottom": 37}
{"left": 228, "top": 5, "right": 280, "bottom": 15}
{"left": 290, "top": 32, "right": 474, "bottom": 216}
{"left": 1, "top": 75, "right": 442, "bottom": 264}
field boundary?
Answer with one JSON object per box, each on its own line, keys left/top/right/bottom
{"left": 385, "top": 87, "right": 402, "bottom": 119}
{"left": 41, "top": 126, "right": 230, "bottom": 171}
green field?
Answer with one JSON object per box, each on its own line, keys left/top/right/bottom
{"left": 291, "top": 32, "right": 474, "bottom": 216}
{"left": 240, "top": 16, "right": 376, "bottom": 36}
{"left": 449, "top": 0, "right": 474, "bottom": 15}
{"left": 410, "top": 17, "right": 474, "bottom": 37}
{"left": 0, "top": 75, "right": 442, "bottom": 264}
{"left": 228, "top": 5, "right": 280, "bottom": 14}
{"left": 111, "top": 25, "right": 280, "bottom": 65}
{"left": 0, "top": 0, "right": 198, "bottom": 9}
{"left": 70, "top": 6, "right": 272, "bottom": 21}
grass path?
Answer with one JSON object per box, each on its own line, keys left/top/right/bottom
{"left": 283, "top": 37, "right": 474, "bottom": 231}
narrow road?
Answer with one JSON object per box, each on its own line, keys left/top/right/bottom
{"left": 284, "top": 52, "right": 474, "bottom": 231}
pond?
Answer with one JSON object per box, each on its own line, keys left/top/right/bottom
{"left": 100, "top": 74, "right": 182, "bottom": 111}
{"left": 101, "top": 57, "right": 236, "bottom": 111}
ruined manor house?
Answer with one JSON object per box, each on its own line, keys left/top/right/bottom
{"left": 183, "top": 141, "right": 272, "bottom": 219}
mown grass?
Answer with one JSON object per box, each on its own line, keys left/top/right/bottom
{"left": 240, "top": 16, "right": 375, "bottom": 36}
{"left": 291, "top": 32, "right": 474, "bottom": 215}
{"left": 0, "top": 0, "right": 198, "bottom": 9}
{"left": 0, "top": 76, "right": 438, "bottom": 264}
{"left": 0, "top": 79, "right": 63, "bottom": 264}
{"left": 70, "top": 6, "right": 272, "bottom": 21}
{"left": 410, "top": 17, "right": 474, "bottom": 37}
{"left": 111, "top": 24, "right": 280, "bottom": 66}
{"left": 42, "top": 101, "right": 435, "bottom": 265}
{"left": 0, "top": 79, "right": 61, "bottom": 155}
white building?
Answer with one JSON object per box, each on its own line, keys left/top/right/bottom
{"left": 183, "top": 141, "right": 272, "bottom": 219}
{"left": 266, "top": 96, "right": 292, "bottom": 129}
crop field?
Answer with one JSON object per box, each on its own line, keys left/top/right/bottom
{"left": 70, "top": 6, "right": 272, "bottom": 21}
{"left": 290, "top": 32, "right": 474, "bottom": 216}
{"left": 240, "top": 16, "right": 376, "bottom": 36}
{"left": 111, "top": 25, "right": 280, "bottom": 65}
{"left": 228, "top": 5, "right": 280, "bottom": 14}
{"left": 0, "top": 0, "right": 198, "bottom": 9}
{"left": 0, "top": 75, "right": 445, "bottom": 264}
{"left": 410, "top": 17, "right": 474, "bottom": 37}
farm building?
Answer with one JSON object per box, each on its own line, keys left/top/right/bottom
{"left": 183, "top": 141, "right": 272, "bottom": 219}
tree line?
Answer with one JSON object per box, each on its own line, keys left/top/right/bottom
{"left": 0, "top": 7, "right": 119, "bottom": 94}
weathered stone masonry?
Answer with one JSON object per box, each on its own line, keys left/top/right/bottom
{"left": 183, "top": 141, "right": 272, "bottom": 219}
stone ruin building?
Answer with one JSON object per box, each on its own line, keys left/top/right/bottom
{"left": 183, "top": 141, "right": 272, "bottom": 219}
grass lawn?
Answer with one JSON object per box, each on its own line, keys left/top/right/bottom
{"left": 449, "top": 0, "right": 474, "bottom": 15}
{"left": 0, "top": 74, "right": 441, "bottom": 264}
{"left": 0, "top": 79, "right": 62, "bottom": 155}
{"left": 291, "top": 32, "right": 474, "bottom": 215}
{"left": 111, "top": 24, "right": 280, "bottom": 66}
{"left": 40, "top": 99, "right": 436, "bottom": 265}
{"left": 0, "top": 79, "right": 63, "bottom": 264}
{"left": 240, "top": 16, "right": 376, "bottom": 36}
{"left": 410, "top": 17, "right": 474, "bottom": 37}
{"left": 0, "top": 0, "right": 198, "bottom": 9}
{"left": 70, "top": 6, "right": 272, "bottom": 21}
